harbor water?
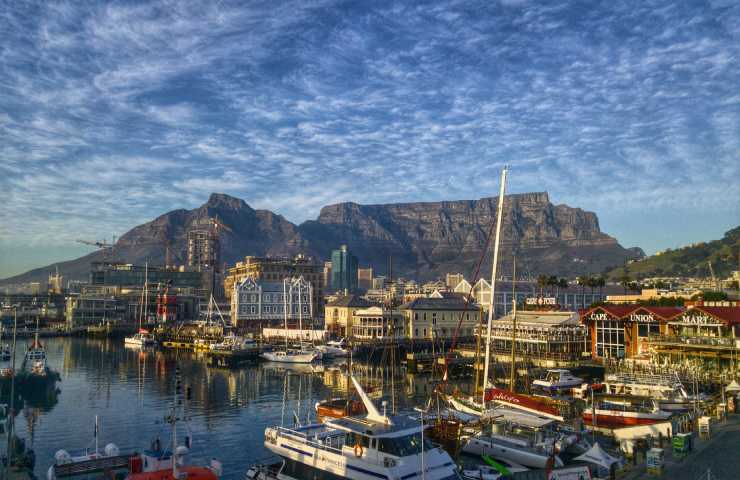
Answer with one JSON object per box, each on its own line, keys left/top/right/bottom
{"left": 8, "top": 337, "right": 448, "bottom": 480}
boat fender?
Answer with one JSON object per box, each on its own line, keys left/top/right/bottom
{"left": 354, "top": 443, "right": 363, "bottom": 457}
{"left": 210, "top": 459, "right": 223, "bottom": 476}
{"left": 105, "top": 443, "right": 120, "bottom": 457}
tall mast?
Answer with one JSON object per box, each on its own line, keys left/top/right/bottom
{"left": 283, "top": 280, "right": 289, "bottom": 352}
{"left": 143, "top": 262, "right": 149, "bottom": 326}
{"left": 482, "top": 167, "right": 507, "bottom": 407}
{"left": 509, "top": 258, "right": 517, "bottom": 392}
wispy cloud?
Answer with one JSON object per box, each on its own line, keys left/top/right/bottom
{"left": 1, "top": 0, "right": 739, "bottom": 276}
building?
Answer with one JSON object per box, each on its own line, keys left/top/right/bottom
{"left": 323, "top": 261, "right": 333, "bottom": 290}
{"left": 605, "top": 288, "right": 698, "bottom": 304}
{"left": 649, "top": 306, "right": 740, "bottom": 378}
{"left": 372, "top": 276, "right": 386, "bottom": 290}
{"left": 187, "top": 224, "right": 220, "bottom": 271}
{"left": 65, "top": 295, "right": 127, "bottom": 328}
{"left": 224, "top": 255, "right": 324, "bottom": 323}
{"left": 357, "top": 267, "right": 373, "bottom": 291}
{"left": 351, "top": 306, "right": 404, "bottom": 340}
{"left": 90, "top": 262, "right": 203, "bottom": 289}
{"left": 483, "top": 310, "right": 588, "bottom": 364}
{"left": 324, "top": 294, "right": 373, "bottom": 337}
{"left": 581, "top": 305, "right": 684, "bottom": 360}
{"left": 400, "top": 296, "right": 480, "bottom": 340}
{"left": 232, "top": 276, "right": 314, "bottom": 330}
{"left": 331, "top": 245, "right": 358, "bottom": 293}
{"left": 446, "top": 273, "right": 465, "bottom": 290}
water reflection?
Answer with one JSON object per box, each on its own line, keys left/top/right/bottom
{"left": 14, "top": 338, "right": 451, "bottom": 480}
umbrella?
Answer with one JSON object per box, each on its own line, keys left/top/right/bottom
{"left": 574, "top": 442, "right": 620, "bottom": 470}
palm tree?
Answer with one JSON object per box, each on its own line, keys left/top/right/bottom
{"left": 537, "top": 275, "right": 548, "bottom": 297}
{"left": 596, "top": 276, "right": 606, "bottom": 296}
{"left": 620, "top": 274, "right": 632, "bottom": 294}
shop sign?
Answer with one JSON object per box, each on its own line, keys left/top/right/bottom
{"left": 588, "top": 312, "right": 610, "bottom": 321}
{"left": 681, "top": 314, "right": 714, "bottom": 325}
{"left": 629, "top": 313, "right": 655, "bottom": 323}
{"left": 526, "top": 297, "right": 557, "bottom": 305}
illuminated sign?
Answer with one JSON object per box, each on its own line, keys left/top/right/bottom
{"left": 526, "top": 297, "right": 557, "bottom": 306}
{"left": 629, "top": 313, "right": 655, "bottom": 323}
{"left": 681, "top": 314, "right": 714, "bottom": 325}
{"left": 589, "top": 312, "right": 610, "bottom": 321}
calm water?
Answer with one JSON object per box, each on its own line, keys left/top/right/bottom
{"left": 10, "top": 337, "right": 443, "bottom": 480}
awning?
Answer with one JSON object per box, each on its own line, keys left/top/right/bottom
{"left": 725, "top": 380, "right": 740, "bottom": 393}
{"left": 574, "top": 442, "right": 620, "bottom": 470}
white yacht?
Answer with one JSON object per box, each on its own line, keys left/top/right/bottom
{"left": 262, "top": 377, "right": 461, "bottom": 480}
{"left": 318, "top": 338, "right": 351, "bottom": 358}
{"left": 209, "top": 334, "right": 257, "bottom": 353}
{"left": 532, "top": 369, "right": 584, "bottom": 391}
{"left": 261, "top": 349, "right": 318, "bottom": 364}
{"left": 124, "top": 330, "right": 157, "bottom": 348}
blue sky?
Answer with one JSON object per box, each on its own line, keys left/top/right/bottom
{"left": 1, "top": 0, "right": 739, "bottom": 278}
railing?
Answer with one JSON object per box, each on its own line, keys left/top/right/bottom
{"left": 649, "top": 335, "right": 738, "bottom": 350}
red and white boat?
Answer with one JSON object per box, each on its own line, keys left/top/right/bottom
{"left": 583, "top": 396, "right": 672, "bottom": 427}
{"left": 485, "top": 388, "right": 567, "bottom": 422}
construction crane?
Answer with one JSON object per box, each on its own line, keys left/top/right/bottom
{"left": 76, "top": 237, "right": 116, "bottom": 260}
{"left": 707, "top": 261, "right": 719, "bottom": 291}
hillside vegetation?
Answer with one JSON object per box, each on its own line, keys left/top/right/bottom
{"left": 607, "top": 226, "right": 739, "bottom": 280}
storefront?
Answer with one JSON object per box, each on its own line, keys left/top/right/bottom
{"left": 582, "top": 305, "right": 683, "bottom": 361}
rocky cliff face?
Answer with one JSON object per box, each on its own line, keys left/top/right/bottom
{"left": 1, "top": 192, "right": 642, "bottom": 285}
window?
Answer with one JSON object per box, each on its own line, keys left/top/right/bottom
{"left": 432, "top": 313, "right": 437, "bottom": 325}
{"left": 377, "top": 433, "right": 434, "bottom": 457}
{"left": 250, "top": 306, "right": 256, "bottom": 314}
{"left": 638, "top": 323, "right": 660, "bottom": 338}
{"left": 595, "top": 320, "right": 624, "bottom": 358}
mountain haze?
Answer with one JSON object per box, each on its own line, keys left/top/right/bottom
{"left": 1, "top": 193, "right": 643, "bottom": 285}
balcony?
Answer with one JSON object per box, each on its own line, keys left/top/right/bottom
{"left": 649, "top": 334, "right": 739, "bottom": 351}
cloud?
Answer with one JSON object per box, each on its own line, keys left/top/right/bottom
{"left": 1, "top": 0, "right": 739, "bottom": 276}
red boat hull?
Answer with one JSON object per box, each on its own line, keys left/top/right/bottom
{"left": 485, "top": 388, "right": 564, "bottom": 421}
{"left": 583, "top": 411, "right": 668, "bottom": 427}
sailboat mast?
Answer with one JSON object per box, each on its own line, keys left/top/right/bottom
{"left": 481, "top": 167, "right": 507, "bottom": 407}
{"left": 143, "top": 262, "right": 149, "bottom": 327}
{"left": 509, "top": 258, "right": 517, "bottom": 392}
{"left": 283, "top": 280, "right": 289, "bottom": 351}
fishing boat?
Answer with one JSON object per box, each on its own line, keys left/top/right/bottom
{"left": 23, "top": 320, "right": 47, "bottom": 377}
{"left": 46, "top": 417, "right": 130, "bottom": 480}
{"left": 532, "top": 369, "right": 584, "bottom": 391}
{"left": 261, "top": 376, "right": 461, "bottom": 480}
{"left": 125, "top": 263, "right": 157, "bottom": 347}
{"left": 583, "top": 396, "right": 672, "bottom": 427}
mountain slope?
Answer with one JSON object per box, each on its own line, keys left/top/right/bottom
{"left": 1, "top": 192, "right": 643, "bottom": 285}
{"left": 607, "top": 226, "right": 739, "bottom": 280}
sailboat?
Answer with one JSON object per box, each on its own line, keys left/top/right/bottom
{"left": 125, "top": 263, "right": 156, "bottom": 347}
{"left": 261, "top": 278, "right": 318, "bottom": 364}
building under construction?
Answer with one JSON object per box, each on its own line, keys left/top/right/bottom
{"left": 187, "top": 227, "right": 220, "bottom": 271}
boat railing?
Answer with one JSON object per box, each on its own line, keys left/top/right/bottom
{"left": 271, "top": 426, "right": 345, "bottom": 455}
{"left": 605, "top": 371, "right": 681, "bottom": 387}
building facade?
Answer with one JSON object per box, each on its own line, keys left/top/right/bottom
{"left": 331, "top": 245, "right": 358, "bottom": 293}
{"left": 187, "top": 228, "right": 220, "bottom": 271}
{"left": 324, "top": 294, "right": 373, "bottom": 337}
{"left": 90, "top": 262, "right": 203, "bottom": 289}
{"left": 357, "top": 267, "right": 373, "bottom": 291}
{"left": 351, "top": 306, "right": 404, "bottom": 340}
{"left": 231, "top": 276, "right": 314, "bottom": 330}
{"left": 224, "top": 255, "right": 324, "bottom": 323}
{"left": 400, "top": 296, "right": 480, "bottom": 340}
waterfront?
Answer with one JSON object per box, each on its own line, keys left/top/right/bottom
{"left": 10, "top": 337, "right": 442, "bottom": 480}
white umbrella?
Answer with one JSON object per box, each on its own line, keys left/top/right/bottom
{"left": 725, "top": 380, "right": 740, "bottom": 393}
{"left": 574, "top": 442, "right": 620, "bottom": 470}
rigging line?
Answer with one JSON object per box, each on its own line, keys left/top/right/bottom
{"left": 439, "top": 195, "right": 501, "bottom": 389}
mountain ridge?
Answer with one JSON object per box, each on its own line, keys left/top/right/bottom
{"left": 1, "top": 192, "right": 643, "bottom": 286}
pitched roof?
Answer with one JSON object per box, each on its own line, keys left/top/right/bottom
{"left": 326, "top": 294, "right": 373, "bottom": 308}
{"left": 582, "top": 305, "right": 638, "bottom": 319}
{"left": 689, "top": 306, "right": 740, "bottom": 326}
{"left": 400, "top": 296, "right": 479, "bottom": 311}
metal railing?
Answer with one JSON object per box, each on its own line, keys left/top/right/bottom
{"left": 649, "top": 335, "right": 738, "bottom": 350}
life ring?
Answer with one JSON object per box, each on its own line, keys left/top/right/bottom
{"left": 353, "top": 443, "right": 363, "bottom": 457}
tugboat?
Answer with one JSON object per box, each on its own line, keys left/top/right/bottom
{"left": 259, "top": 376, "right": 461, "bottom": 479}
{"left": 23, "top": 319, "right": 47, "bottom": 377}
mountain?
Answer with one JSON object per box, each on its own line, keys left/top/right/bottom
{"left": 1, "top": 192, "right": 643, "bottom": 286}
{"left": 606, "top": 226, "right": 740, "bottom": 281}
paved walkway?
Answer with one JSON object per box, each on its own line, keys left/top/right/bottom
{"left": 624, "top": 414, "right": 740, "bottom": 480}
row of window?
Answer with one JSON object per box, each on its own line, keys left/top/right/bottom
{"left": 239, "top": 294, "right": 309, "bottom": 303}
{"left": 595, "top": 320, "right": 625, "bottom": 359}
{"left": 239, "top": 305, "right": 309, "bottom": 314}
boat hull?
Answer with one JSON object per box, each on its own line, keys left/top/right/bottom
{"left": 462, "top": 436, "right": 562, "bottom": 470}
{"left": 582, "top": 410, "right": 671, "bottom": 427}
{"left": 261, "top": 351, "right": 317, "bottom": 363}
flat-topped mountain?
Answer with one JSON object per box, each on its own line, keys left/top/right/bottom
{"left": 1, "top": 192, "right": 643, "bottom": 285}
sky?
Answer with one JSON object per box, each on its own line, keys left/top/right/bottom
{"left": 1, "top": 0, "right": 739, "bottom": 279}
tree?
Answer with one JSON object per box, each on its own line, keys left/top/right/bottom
{"left": 620, "top": 274, "right": 632, "bottom": 294}
{"left": 547, "top": 275, "right": 558, "bottom": 295}
{"left": 537, "top": 275, "right": 548, "bottom": 297}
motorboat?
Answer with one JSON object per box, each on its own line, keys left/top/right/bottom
{"left": 47, "top": 417, "right": 131, "bottom": 480}
{"left": 261, "top": 349, "right": 318, "bottom": 364}
{"left": 532, "top": 369, "right": 584, "bottom": 391}
{"left": 318, "top": 338, "right": 351, "bottom": 358}
{"left": 315, "top": 398, "right": 365, "bottom": 421}
{"left": 461, "top": 457, "right": 528, "bottom": 480}
{"left": 124, "top": 330, "right": 157, "bottom": 348}
{"left": 209, "top": 335, "right": 257, "bottom": 353}
{"left": 262, "top": 376, "right": 462, "bottom": 480}
{"left": 462, "top": 428, "right": 564, "bottom": 470}
{"left": 601, "top": 372, "right": 703, "bottom": 412}
{"left": 24, "top": 339, "right": 47, "bottom": 376}
{"left": 583, "top": 395, "right": 673, "bottom": 427}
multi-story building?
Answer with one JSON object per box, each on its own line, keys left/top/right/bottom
{"left": 224, "top": 255, "right": 324, "bottom": 324}
{"left": 372, "top": 276, "right": 386, "bottom": 290}
{"left": 331, "top": 245, "right": 358, "bottom": 293}
{"left": 323, "top": 261, "right": 333, "bottom": 291}
{"left": 445, "top": 273, "right": 465, "bottom": 290}
{"left": 232, "top": 276, "right": 314, "bottom": 330}
{"left": 357, "top": 267, "right": 373, "bottom": 291}
{"left": 399, "top": 296, "right": 480, "bottom": 340}
{"left": 90, "top": 262, "right": 203, "bottom": 289}
{"left": 324, "top": 294, "right": 373, "bottom": 337}
{"left": 187, "top": 225, "right": 220, "bottom": 271}
{"left": 351, "top": 306, "right": 404, "bottom": 340}
{"left": 65, "top": 295, "right": 127, "bottom": 328}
